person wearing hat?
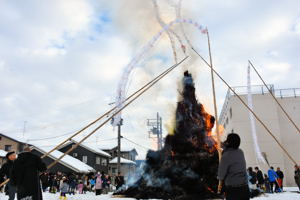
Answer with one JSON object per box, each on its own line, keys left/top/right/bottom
{"left": 218, "top": 133, "right": 250, "bottom": 200}
{"left": 0, "top": 151, "right": 17, "bottom": 200}
{"left": 11, "top": 146, "right": 46, "bottom": 200}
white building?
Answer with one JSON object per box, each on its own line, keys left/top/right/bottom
{"left": 219, "top": 85, "right": 300, "bottom": 186}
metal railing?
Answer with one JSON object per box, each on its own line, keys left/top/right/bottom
{"left": 218, "top": 85, "right": 300, "bottom": 124}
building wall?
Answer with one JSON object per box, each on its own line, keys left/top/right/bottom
{"left": 277, "top": 97, "right": 300, "bottom": 186}
{"left": 105, "top": 147, "right": 137, "bottom": 161}
{"left": 59, "top": 143, "right": 109, "bottom": 173}
{"left": 220, "top": 93, "right": 300, "bottom": 186}
{"left": 0, "top": 135, "right": 23, "bottom": 152}
{"left": 109, "top": 163, "right": 136, "bottom": 178}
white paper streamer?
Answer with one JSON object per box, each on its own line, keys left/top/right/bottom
{"left": 247, "top": 64, "right": 266, "bottom": 163}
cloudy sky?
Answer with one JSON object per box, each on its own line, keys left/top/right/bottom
{"left": 0, "top": 0, "right": 299, "bottom": 159}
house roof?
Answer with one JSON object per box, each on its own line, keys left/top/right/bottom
{"left": 0, "top": 133, "right": 27, "bottom": 144}
{"left": 58, "top": 139, "right": 111, "bottom": 158}
{"left": 0, "top": 150, "right": 8, "bottom": 157}
{"left": 109, "top": 157, "right": 136, "bottom": 165}
{"left": 100, "top": 142, "right": 138, "bottom": 155}
{"left": 32, "top": 146, "right": 95, "bottom": 173}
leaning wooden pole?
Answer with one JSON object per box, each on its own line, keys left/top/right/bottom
{"left": 0, "top": 57, "right": 189, "bottom": 188}
{"left": 192, "top": 47, "right": 298, "bottom": 166}
{"left": 42, "top": 56, "right": 185, "bottom": 159}
{"left": 46, "top": 56, "right": 189, "bottom": 170}
{"left": 206, "top": 30, "right": 223, "bottom": 194}
{"left": 206, "top": 30, "right": 221, "bottom": 158}
{"left": 248, "top": 60, "right": 300, "bottom": 134}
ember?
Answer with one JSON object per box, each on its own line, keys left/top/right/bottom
{"left": 116, "top": 71, "right": 222, "bottom": 199}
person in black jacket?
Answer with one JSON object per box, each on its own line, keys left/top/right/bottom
{"left": 115, "top": 172, "right": 125, "bottom": 190}
{"left": 0, "top": 151, "right": 17, "bottom": 200}
{"left": 255, "top": 167, "right": 264, "bottom": 189}
{"left": 11, "top": 147, "right": 47, "bottom": 200}
{"left": 295, "top": 165, "right": 300, "bottom": 191}
{"left": 276, "top": 167, "right": 284, "bottom": 190}
{"left": 39, "top": 172, "right": 49, "bottom": 192}
{"left": 248, "top": 167, "right": 257, "bottom": 186}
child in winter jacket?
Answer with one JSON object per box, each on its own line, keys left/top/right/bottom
{"left": 264, "top": 174, "right": 271, "bottom": 193}
{"left": 60, "top": 179, "right": 69, "bottom": 200}
{"left": 77, "top": 181, "right": 84, "bottom": 194}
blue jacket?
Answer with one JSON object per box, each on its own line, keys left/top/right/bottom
{"left": 268, "top": 169, "right": 278, "bottom": 182}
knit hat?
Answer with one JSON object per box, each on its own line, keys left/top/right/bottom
{"left": 225, "top": 133, "right": 241, "bottom": 149}
{"left": 6, "top": 151, "right": 15, "bottom": 159}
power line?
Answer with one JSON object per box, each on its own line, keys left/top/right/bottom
{"left": 122, "top": 136, "right": 153, "bottom": 151}
{"left": 27, "top": 130, "right": 78, "bottom": 141}
{"left": 35, "top": 137, "right": 118, "bottom": 148}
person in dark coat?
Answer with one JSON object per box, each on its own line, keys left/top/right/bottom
{"left": 276, "top": 167, "right": 284, "bottom": 190}
{"left": 218, "top": 133, "right": 250, "bottom": 200}
{"left": 11, "top": 147, "right": 47, "bottom": 200}
{"left": 264, "top": 174, "right": 271, "bottom": 193}
{"left": 248, "top": 167, "right": 257, "bottom": 185}
{"left": 294, "top": 165, "right": 300, "bottom": 191}
{"left": 68, "top": 173, "right": 76, "bottom": 195}
{"left": 255, "top": 167, "right": 264, "bottom": 189}
{"left": 39, "top": 172, "right": 49, "bottom": 192}
{"left": 0, "top": 151, "right": 17, "bottom": 200}
{"left": 115, "top": 172, "right": 125, "bottom": 191}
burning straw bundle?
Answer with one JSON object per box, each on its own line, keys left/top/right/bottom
{"left": 115, "top": 71, "right": 222, "bottom": 200}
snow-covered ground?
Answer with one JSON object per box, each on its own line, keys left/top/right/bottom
{"left": 0, "top": 188, "right": 299, "bottom": 200}
{"left": 255, "top": 187, "right": 300, "bottom": 200}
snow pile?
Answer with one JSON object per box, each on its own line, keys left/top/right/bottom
{"left": 109, "top": 157, "right": 136, "bottom": 165}
{"left": 1, "top": 189, "right": 299, "bottom": 200}
{"left": 33, "top": 146, "right": 95, "bottom": 173}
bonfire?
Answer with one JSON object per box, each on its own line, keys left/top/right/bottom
{"left": 115, "top": 71, "right": 222, "bottom": 200}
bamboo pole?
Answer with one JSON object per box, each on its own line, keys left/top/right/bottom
{"left": 206, "top": 30, "right": 221, "bottom": 159}
{"left": 0, "top": 57, "right": 189, "bottom": 188}
{"left": 192, "top": 47, "right": 298, "bottom": 166}
{"left": 248, "top": 60, "right": 300, "bottom": 134}
{"left": 46, "top": 56, "right": 189, "bottom": 170}
{"left": 41, "top": 56, "right": 186, "bottom": 159}
{"left": 206, "top": 30, "right": 223, "bottom": 194}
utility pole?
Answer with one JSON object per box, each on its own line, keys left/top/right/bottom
{"left": 147, "top": 112, "right": 163, "bottom": 150}
{"left": 111, "top": 116, "right": 123, "bottom": 174}
{"left": 117, "top": 118, "right": 123, "bottom": 174}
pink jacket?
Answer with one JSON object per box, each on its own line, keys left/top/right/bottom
{"left": 77, "top": 183, "right": 84, "bottom": 191}
{"left": 95, "top": 176, "right": 102, "bottom": 190}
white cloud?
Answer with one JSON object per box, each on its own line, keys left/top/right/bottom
{"left": 0, "top": 0, "right": 299, "bottom": 159}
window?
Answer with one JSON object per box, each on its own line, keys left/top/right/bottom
{"left": 112, "top": 168, "right": 116, "bottom": 174}
{"left": 226, "top": 117, "right": 229, "bottom": 125}
{"left": 96, "top": 157, "right": 101, "bottom": 165}
{"left": 0, "top": 136, "right": 2, "bottom": 140}
{"left": 229, "top": 108, "right": 233, "bottom": 119}
{"left": 101, "top": 158, "right": 107, "bottom": 166}
{"left": 82, "top": 156, "right": 88, "bottom": 163}
{"left": 5, "top": 145, "right": 12, "bottom": 151}
{"left": 73, "top": 153, "right": 78, "bottom": 157}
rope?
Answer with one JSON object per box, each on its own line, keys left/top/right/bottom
{"left": 192, "top": 47, "right": 298, "bottom": 166}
